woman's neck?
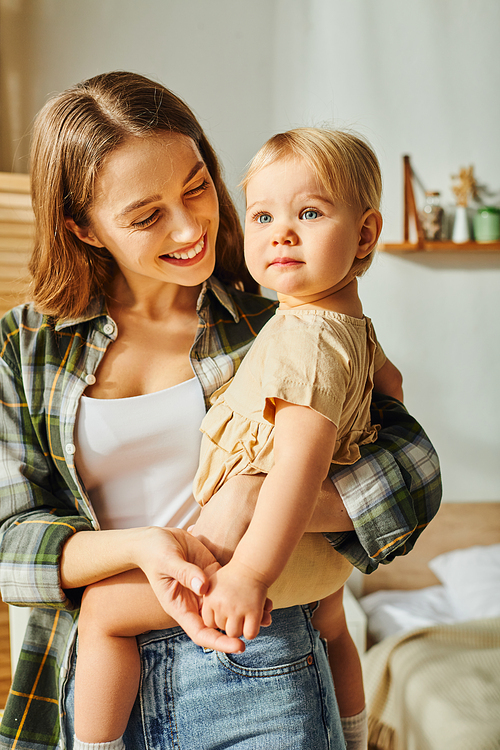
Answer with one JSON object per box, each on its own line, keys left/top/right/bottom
{"left": 106, "top": 273, "right": 202, "bottom": 322}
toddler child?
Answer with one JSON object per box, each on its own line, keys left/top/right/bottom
{"left": 73, "top": 128, "right": 403, "bottom": 750}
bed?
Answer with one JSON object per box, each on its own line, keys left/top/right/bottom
{"left": 357, "top": 502, "right": 500, "bottom": 750}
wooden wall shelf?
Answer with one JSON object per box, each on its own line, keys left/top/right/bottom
{"left": 382, "top": 155, "right": 500, "bottom": 254}
{"left": 379, "top": 240, "right": 500, "bottom": 254}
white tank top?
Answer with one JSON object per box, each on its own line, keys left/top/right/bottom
{"left": 75, "top": 377, "right": 206, "bottom": 530}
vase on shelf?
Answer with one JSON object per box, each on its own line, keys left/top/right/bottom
{"left": 452, "top": 205, "right": 470, "bottom": 243}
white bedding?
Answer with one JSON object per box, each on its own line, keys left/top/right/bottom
{"left": 360, "top": 543, "right": 500, "bottom": 642}
{"left": 360, "top": 544, "right": 500, "bottom": 750}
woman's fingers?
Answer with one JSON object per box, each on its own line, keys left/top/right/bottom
{"left": 151, "top": 528, "right": 220, "bottom": 597}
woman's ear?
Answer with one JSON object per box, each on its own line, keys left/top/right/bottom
{"left": 64, "top": 217, "right": 105, "bottom": 248}
{"left": 356, "top": 209, "right": 383, "bottom": 259}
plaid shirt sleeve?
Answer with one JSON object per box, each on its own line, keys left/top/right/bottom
{"left": 0, "top": 311, "right": 93, "bottom": 610}
{"left": 324, "top": 393, "right": 442, "bottom": 574}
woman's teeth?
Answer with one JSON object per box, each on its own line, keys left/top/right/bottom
{"left": 167, "top": 238, "right": 204, "bottom": 260}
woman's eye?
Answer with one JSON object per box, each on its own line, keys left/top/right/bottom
{"left": 187, "top": 179, "right": 210, "bottom": 196}
{"left": 256, "top": 213, "right": 273, "bottom": 224}
{"left": 133, "top": 210, "right": 159, "bottom": 228}
{"left": 301, "top": 209, "right": 319, "bottom": 220}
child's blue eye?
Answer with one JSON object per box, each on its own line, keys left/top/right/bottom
{"left": 256, "top": 213, "right": 273, "bottom": 224}
{"left": 301, "top": 209, "right": 319, "bottom": 220}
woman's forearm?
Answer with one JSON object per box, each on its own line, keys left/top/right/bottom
{"left": 60, "top": 527, "right": 147, "bottom": 588}
{"left": 60, "top": 526, "right": 184, "bottom": 589}
{"left": 58, "top": 484, "right": 353, "bottom": 590}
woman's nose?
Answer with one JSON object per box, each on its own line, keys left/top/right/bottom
{"left": 169, "top": 207, "right": 202, "bottom": 244}
{"left": 272, "top": 225, "right": 298, "bottom": 246}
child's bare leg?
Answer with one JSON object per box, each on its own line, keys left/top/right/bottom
{"left": 312, "top": 587, "right": 367, "bottom": 750}
{"left": 75, "top": 568, "right": 177, "bottom": 744}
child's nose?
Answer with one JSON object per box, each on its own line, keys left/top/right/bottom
{"left": 272, "top": 226, "right": 298, "bottom": 246}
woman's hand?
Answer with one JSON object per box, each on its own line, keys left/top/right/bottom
{"left": 62, "top": 525, "right": 247, "bottom": 651}
{"left": 134, "top": 526, "right": 219, "bottom": 609}
{"left": 132, "top": 528, "right": 250, "bottom": 652}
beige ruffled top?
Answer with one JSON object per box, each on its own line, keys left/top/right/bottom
{"left": 193, "top": 308, "right": 384, "bottom": 506}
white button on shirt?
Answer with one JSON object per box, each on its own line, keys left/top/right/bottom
{"left": 103, "top": 323, "right": 114, "bottom": 335}
{"left": 65, "top": 443, "right": 76, "bottom": 455}
{"left": 85, "top": 374, "right": 96, "bottom": 385}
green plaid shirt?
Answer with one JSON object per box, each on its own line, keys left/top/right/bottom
{"left": 0, "top": 276, "right": 441, "bottom": 749}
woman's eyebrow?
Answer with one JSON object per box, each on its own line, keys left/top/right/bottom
{"left": 116, "top": 161, "right": 206, "bottom": 220}
{"left": 117, "top": 195, "right": 162, "bottom": 218}
{"left": 183, "top": 161, "right": 205, "bottom": 186}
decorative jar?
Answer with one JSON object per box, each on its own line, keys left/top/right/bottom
{"left": 473, "top": 206, "right": 500, "bottom": 242}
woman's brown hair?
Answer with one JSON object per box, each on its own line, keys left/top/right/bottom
{"left": 29, "top": 71, "right": 258, "bottom": 319}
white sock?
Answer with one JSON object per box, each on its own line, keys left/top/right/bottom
{"left": 341, "top": 706, "right": 368, "bottom": 750}
{"left": 73, "top": 737, "right": 126, "bottom": 750}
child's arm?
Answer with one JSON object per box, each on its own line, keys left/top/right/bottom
{"left": 373, "top": 357, "right": 404, "bottom": 402}
{"left": 201, "top": 399, "right": 338, "bottom": 640}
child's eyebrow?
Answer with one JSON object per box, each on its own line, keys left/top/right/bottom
{"left": 299, "top": 193, "right": 334, "bottom": 205}
{"left": 245, "top": 200, "right": 265, "bottom": 212}
{"left": 246, "top": 193, "right": 334, "bottom": 212}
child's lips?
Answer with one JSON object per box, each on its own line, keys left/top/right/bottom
{"left": 270, "top": 257, "right": 303, "bottom": 266}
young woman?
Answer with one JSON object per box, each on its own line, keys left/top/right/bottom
{"left": 0, "top": 71, "right": 441, "bottom": 750}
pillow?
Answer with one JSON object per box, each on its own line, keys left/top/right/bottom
{"left": 359, "top": 586, "right": 457, "bottom": 642}
{"left": 428, "top": 543, "right": 500, "bottom": 620}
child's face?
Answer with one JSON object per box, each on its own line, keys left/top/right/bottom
{"left": 244, "top": 157, "right": 365, "bottom": 303}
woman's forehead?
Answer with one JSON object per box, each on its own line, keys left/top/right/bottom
{"left": 92, "top": 133, "right": 205, "bottom": 210}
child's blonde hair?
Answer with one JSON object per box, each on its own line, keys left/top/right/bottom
{"left": 242, "top": 127, "right": 382, "bottom": 276}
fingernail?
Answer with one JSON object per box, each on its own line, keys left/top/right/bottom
{"left": 191, "top": 577, "right": 203, "bottom": 595}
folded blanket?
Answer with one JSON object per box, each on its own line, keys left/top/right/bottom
{"left": 361, "top": 617, "right": 500, "bottom": 750}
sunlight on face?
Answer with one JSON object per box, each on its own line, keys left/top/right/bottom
{"left": 85, "top": 132, "right": 219, "bottom": 294}
{"left": 244, "top": 157, "right": 362, "bottom": 303}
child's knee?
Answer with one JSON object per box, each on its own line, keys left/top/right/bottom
{"left": 78, "top": 580, "right": 115, "bottom": 639}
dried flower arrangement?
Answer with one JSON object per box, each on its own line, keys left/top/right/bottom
{"left": 451, "top": 166, "right": 479, "bottom": 207}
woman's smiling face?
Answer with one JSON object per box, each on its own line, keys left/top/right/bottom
{"left": 71, "top": 131, "right": 219, "bottom": 292}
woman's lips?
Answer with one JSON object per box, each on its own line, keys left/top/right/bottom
{"left": 160, "top": 235, "right": 206, "bottom": 265}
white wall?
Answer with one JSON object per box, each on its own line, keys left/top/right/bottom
{"left": 269, "top": 0, "right": 500, "bottom": 502}
{"left": 1, "top": 0, "right": 499, "bottom": 501}
{"left": 0, "top": 0, "right": 277, "bottom": 199}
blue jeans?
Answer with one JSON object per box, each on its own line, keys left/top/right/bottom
{"left": 63, "top": 604, "right": 345, "bottom": 749}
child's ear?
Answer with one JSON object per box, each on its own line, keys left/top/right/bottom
{"left": 65, "top": 217, "right": 105, "bottom": 248}
{"left": 356, "top": 209, "right": 382, "bottom": 259}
